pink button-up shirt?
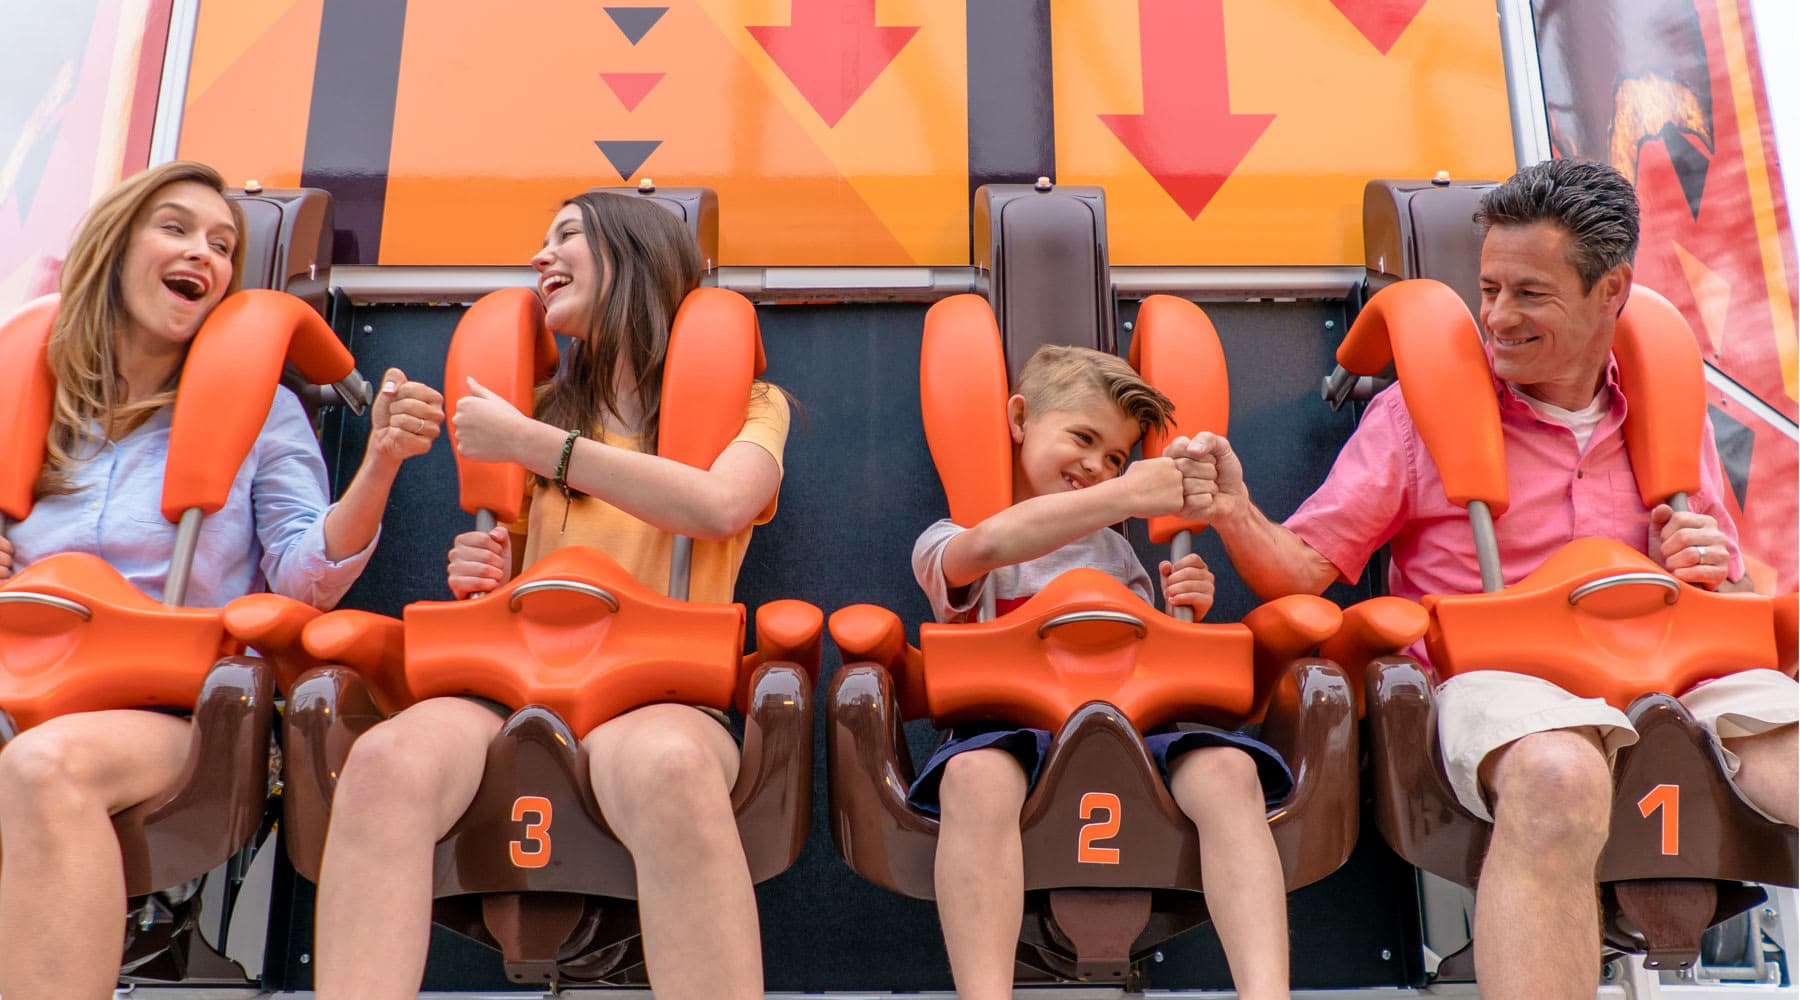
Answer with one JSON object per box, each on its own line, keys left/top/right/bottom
{"left": 1285, "top": 362, "right": 1743, "bottom": 619}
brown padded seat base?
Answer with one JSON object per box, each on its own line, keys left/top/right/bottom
{"left": 283, "top": 657, "right": 813, "bottom": 983}
{"left": 830, "top": 655, "right": 1358, "bottom": 971}
{"left": 1367, "top": 658, "right": 1795, "bottom": 968}
{"left": 0, "top": 656, "right": 274, "bottom": 897}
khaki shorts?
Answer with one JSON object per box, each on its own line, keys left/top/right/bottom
{"left": 1436, "top": 668, "right": 1798, "bottom": 822}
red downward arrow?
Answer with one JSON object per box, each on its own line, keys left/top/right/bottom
{"left": 1329, "top": 0, "right": 1429, "bottom": 55}
{"left": 747, "top": 0, "right": 920, "bottom": 127}
{"left": 1100, "top": 0, "right": 1274, "bottom": 220}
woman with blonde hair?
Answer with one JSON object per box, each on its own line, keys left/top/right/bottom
{"left": 315, "top": 190, "right": 789, "bottom": 1000}
{"left": 0, "top": 160, "right": 443, "bottom": 1000}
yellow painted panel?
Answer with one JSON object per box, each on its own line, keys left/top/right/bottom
{"left": 1053, "top": 0, "right": 1515, "bottom": 265}
{"left": 176, "top": 0, "right": 323, "bottom": 190}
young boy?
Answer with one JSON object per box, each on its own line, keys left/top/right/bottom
{"left": 910, "top": 345, "right": 1294, "bottom": 1000}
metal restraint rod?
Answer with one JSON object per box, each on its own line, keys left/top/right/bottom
{"left": 162, "top": 507, "right": 206, "bottom": 607}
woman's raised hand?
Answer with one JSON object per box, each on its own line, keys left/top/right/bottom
{"left": 0, "top": 536, "right": 13, "bottom": 583}
{"left": 451, "top": 378, "right": 533, "bottom": 464}
{"left": 368, "top": 367, "right": 444, "bottom": 464}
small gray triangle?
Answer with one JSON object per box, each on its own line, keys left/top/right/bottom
{"left": 1708, "top": 403, "right": 1753, "bottom": 510}
{"left": 605, "top": 6, "right": 668, "bottom": 45}
{"left": 594, "top": 140, "right": 662, "bottom": 181}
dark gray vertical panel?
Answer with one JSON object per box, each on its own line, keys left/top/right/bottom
{"left": 300, "top": 0, "right": 408, "bottom": 266}
{"left": 965, "top": 0, "right": 1055, "bottom": 215}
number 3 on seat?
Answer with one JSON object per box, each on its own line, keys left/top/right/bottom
{"left": 510, "top": 795, "right": 554, "bottom": 868}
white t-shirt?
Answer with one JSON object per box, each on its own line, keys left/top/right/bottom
{"left": 911, "top": 518, "right": 1154, "bottom": 624}
{"left": 1513, "top": 385, "right": 1612, "bottom": 453}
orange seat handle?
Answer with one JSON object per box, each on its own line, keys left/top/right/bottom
{"left": 444, "top": 288, "right": 559, "bottom": 522}
{"left": 660, "top": 287, "right": 767, "bottom": 467}
{"left": 921, "top": 294, "right": 1013, "bottom": 528}
{"left": 0, "top": 295, "right": 58, "bottom": 521}
{"left": 1130, "top": 294, "right": 1229, "bottom": 542}
{"left": 1612, "top": 286, "right": 1706, "bottom": 507}
{"left": 1336, "top": 280, "right": 1507, "bottom": 515}
{"left": 163, "top": 290, "right": 358, "bottom": 520}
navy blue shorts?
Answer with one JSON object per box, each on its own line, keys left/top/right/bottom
{"left": 905, "top": 721, "right": 1293, "bottom": 816}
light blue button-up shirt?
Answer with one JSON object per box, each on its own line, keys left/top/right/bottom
{"left": 6, "top": 388, "right": 375, "bottom": 609}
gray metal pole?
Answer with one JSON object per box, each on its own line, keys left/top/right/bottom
{"left": 164, "top": 507, "right": 205, "bottom": 606}
{"left": 1467, "top": 501, "right": 1504, "bottom": 593}
{"left": 669, "top": 535, "right": 693, "bottom": 602}
{"left": 1169, "top": 529, "right": 1195, "bottom": 623}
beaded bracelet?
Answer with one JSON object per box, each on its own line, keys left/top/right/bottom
{"left": 552, "top": 427, "right": 582, "bottom": 493}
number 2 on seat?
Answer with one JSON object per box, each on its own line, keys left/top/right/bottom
{"left": 1636, "top": 784, "right": 1679, "bottom": 856}
{"left": 510, "top": 795, "right": 553, "bottom": 868}
{"left": 1077, "top": 792, "right": 1122, "bottom": 864}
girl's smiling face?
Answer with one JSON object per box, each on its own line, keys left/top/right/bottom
{"left": 532, "top": 203, "right": 608, "bottom": 336}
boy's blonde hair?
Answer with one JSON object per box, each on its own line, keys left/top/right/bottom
{"left": 1015, "top": 344, "right": 1174, "bottom": 437}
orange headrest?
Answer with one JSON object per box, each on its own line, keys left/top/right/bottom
{"left": 920, "top": 295, "right": 1013, "bottom": 527}
{"left": 1129, "top": 295, "right": 1228, "bottom": 542}
{"left": 0, "top": 296, "right": 58, "bottom": 521}
{"left": 1612, "top": 285, "right": 1705, "bottom": 506}
{"left": 158, "top": 290, "right": 355, "bottom": 520}
{"left": 1337, "top": 279, "right": 1508, "bottom": 515}
{"left": 659, "top": 287, "right": 766, "bottom": 468}
{"left": 445, "top": 288, "right": 559, "bottom": 521}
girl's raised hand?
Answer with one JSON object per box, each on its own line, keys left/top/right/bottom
{"left": 451, "top": 377, "right": 531, "bottom": 464}
{"left": 447, "top": 525, "right": 511, "bottom": 598}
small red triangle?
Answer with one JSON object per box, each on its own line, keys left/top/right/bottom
{"left": 600, "top": 72, "right": 665, "bottom": 112}
{"left": 1329, "top": 0, "right": 1428, "bottom": 55}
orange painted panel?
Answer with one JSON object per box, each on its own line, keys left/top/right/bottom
{"left": 1052, "top": 0, "right": 1515, "bottom": 265}
{"left": 170, "top": 0, "right": 1517, "bottom": 266}
{"left": 378, "top": 0, "right": 966, "bottom": 265}
{"left": 175, "top": 0, "right": 324, "bottom": 191}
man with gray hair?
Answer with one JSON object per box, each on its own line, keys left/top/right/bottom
{"left": 1189, "top": 158, "right": 1797, "bottom": 998}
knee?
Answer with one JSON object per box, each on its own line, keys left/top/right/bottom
{"left": 331, "top": 724, "right": 443, "bottom": 829}
{"left": 599, "top": 729, "right": 728, "bottom": 825}
{"left": 1487, "top": 734, "right": 1612, "bottom": 852}
{"left": 938, "top": 750, "right": 1028, "bottom": 827}
{"left": 1169, "top": 746, "right": 1263, "bottom": 811}
{"left": 0, "top": 729, "right": 100, "bottom": 824}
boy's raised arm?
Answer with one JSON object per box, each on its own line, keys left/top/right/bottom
{"left": 939, "top": 457, "right": 1183, "bottom": 589}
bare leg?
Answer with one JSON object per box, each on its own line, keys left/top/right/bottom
{"left": 1723, "top": 724, "right": 1798, "bottom": 826}
{"left": 1169, "top": 746, "right": 1289, "bottom": 1000}
{"left": 933, "top": 747, "right": 1029, "bottom": 1000}
{"left": 584, "top": 704, "right": 759, "bottom": 1000}
{"left": 0, "top": 710, "right": 191, "bottom": 1000}
{"left": 313, "top": 698, "right": 502, "bottom": 1000}
{"left": 1474, "top": 729, "right": 1612, "bottom": 1000}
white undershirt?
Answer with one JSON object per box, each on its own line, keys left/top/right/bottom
{"left": 1513, "top": 386, "right": 1612, "bottom": 453}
